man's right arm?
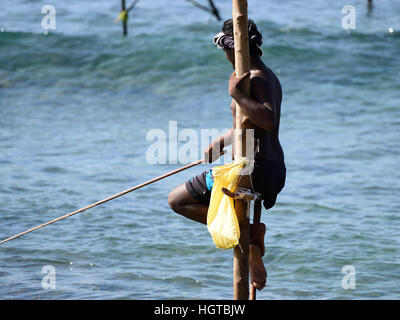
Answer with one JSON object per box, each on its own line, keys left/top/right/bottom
{"left": 204, "top": 128, "right": 233, "bottom": 163}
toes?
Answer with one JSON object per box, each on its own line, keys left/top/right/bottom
{"left": 253, "top": 281, "right": 266, "bottom": 290}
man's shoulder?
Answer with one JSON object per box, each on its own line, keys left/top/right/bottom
{"left": 251, "top": 68, "right": 279, "bottom": 84}
{"left": 250, "top": 68, "right": 282, "bottom": 104}
{"left": 250, "top": 70, "right": 276, "bottom": 92}
{"left": 250, "top": 71, "right": 269, "bottom": 86}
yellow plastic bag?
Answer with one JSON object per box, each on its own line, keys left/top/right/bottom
{"left": 207, "top": 158, "right": 247, "bottom": 249}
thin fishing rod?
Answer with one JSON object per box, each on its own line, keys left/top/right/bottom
{"left": 0, "top": 151, "right": 225, "bottom": 245}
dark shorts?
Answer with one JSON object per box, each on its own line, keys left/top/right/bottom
{"left": 185, "top": 160, "right": 286, "bottom": 209}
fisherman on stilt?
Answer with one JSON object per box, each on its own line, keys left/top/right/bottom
{"left": 168, "top": 19, "right": 286, "bottom": 291}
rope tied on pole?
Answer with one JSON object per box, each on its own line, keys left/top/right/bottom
{"left": 115, "top": 0, "right": 141, "bottom": 35}
{"left": 115, "top": 10, "right": 128, "bottom": 24}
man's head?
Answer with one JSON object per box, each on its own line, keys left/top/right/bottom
{"left": 213, "top": 18, "right": 263, "bottom": 66}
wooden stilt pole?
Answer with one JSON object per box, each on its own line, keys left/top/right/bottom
{"left": 232, "top": 0, "right": 252, "bottom": 300}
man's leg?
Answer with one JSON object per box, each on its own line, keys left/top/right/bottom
{"left": 168, "top": 183, "right": 208, "bottom": 225}
{"left": 250, "top": 200, "right": 267, "bottom": 290}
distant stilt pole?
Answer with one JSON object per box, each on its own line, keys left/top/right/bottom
{"left": 208, "top": 0, "right": 222, "bottom": 21}
{"left": 368, "top": 0, "right": 373, "bottom": 11}
{"left": 185, "top": 0, "right": 222, "bottom": 21}
{"left": 121, "top": 0, "right": 128, "bottom": 36}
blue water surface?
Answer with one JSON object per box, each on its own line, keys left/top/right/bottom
{"left": 0, "top": 0, "right": 399, "bottom": 299}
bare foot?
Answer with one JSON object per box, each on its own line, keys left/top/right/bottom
{"left": 249, "top": 244, "right": 267, "bottom": 290}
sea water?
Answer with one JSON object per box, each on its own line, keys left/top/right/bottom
{"left": 0, "top": 0, "right": 399, "bottom": 299}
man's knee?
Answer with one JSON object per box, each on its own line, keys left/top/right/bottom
{"left": 168, "top": 189, "right": 181, "bottom": 213}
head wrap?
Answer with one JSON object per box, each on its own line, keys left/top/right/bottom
{"left": 213, "top": 22, "right": 263, "bottom": 56}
